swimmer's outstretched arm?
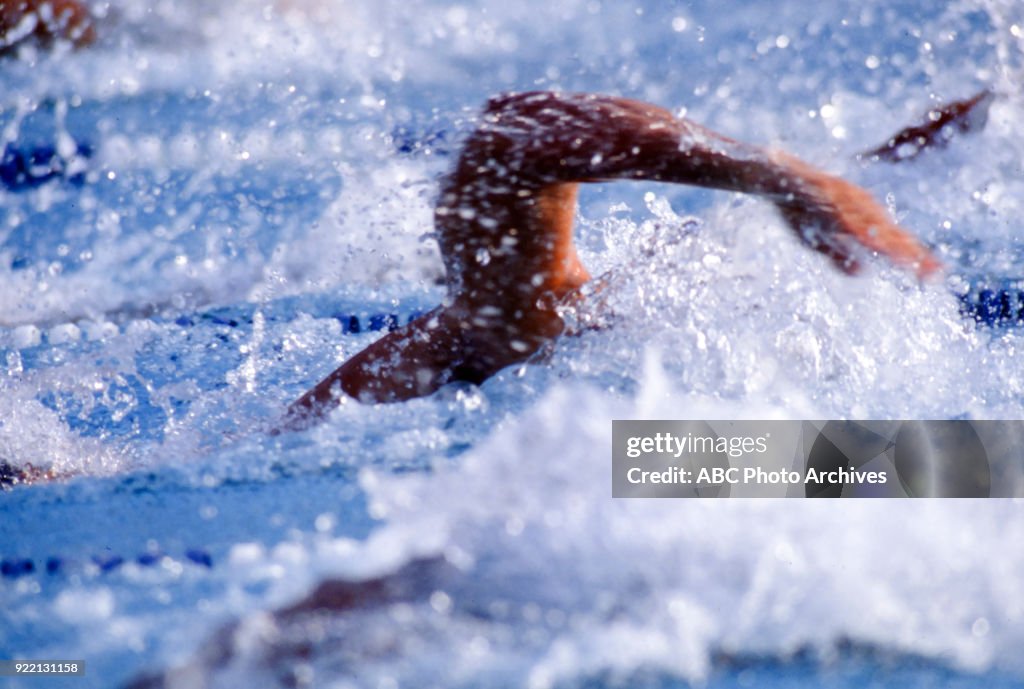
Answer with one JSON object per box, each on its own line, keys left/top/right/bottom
{"left": 280, "top": 92, "right": 939, "bottom": 428}
{"left": 438, "top": 92, "right": 939, "bottom": 278}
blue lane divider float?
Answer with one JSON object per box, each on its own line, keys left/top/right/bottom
{"left": 1, "top": 548, "right": 214, "bottom": 579}
{"left": 391, "top": 125, "right": 454, "bottom": 157}
{"left": 134, "top": 287, "right": 1024, "bottom": 333}
{"left": 1, "top": 142, "right": 93, "bottom": 191}
{"left": 172, "top": 305, "right": 429, "bottom": 335}
{"left": 959, "top": 280, "right": 1024, "bottom": 327}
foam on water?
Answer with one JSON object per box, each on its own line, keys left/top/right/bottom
{"left": 0, "top": 387, "right": 122, "bottom": 476}
{"left": 2, "top": 0, "right": 1024, "bottom": 687}
{"left": 353, "top": 386, "right": 1024, "bottom": 682}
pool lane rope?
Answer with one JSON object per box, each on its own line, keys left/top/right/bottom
{"left": 189, "top": 292, "right": 1024, "bottom": 330}
{"left": 5, "top": 137, "right": 1024, "bottom": 331}
{"left": 1, "top": 548, "right": 214, "bottom": 579}
{"left": 174, "top": 308, "right": 428, "bottom": 335}
{"left": 8, "top": 279, "right": 1024, "bottom": 357}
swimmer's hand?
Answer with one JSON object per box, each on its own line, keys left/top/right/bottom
{"left": 770, "top": 151, "right": 942, "bottom": 279}
{"left": 863, "top": 89, "right": 994, "bottom": 163}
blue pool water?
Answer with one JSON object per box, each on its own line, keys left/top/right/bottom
{"left": 2, "top": 1, "right": 1024, "bottom": 687}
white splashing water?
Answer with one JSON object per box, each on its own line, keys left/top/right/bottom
{"left": 2, "top": 1, "right": 1024, "bottom": 687}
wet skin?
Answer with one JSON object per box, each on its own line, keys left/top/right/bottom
{"left": 281, "top": 91, "right": 940, "bottom": 429}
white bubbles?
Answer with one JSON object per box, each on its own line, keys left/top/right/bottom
{"left": 973, "top": 617, "right": 991, "bottom": 637}
{"left": 3, "top": 1, "right": 1024, "bottom": 687}
{"left": 0, "top": 390, "right": 124, "bottom": 476}
{"left": 55, "top": 588, "right": 116, "bottom": 624}
{"left": 11, "top": 325, "right": 42, "bottom": 349}
{"left": 429, "top": 590, "right": 452, "bottom": 614}
{"left": 47, "top": 322, "right": 82, "bottom": 345}
{"left": 314, "top": 512, "right": 337, "bottom": 533}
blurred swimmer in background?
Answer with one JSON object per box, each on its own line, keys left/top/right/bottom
{"left": 0, "top": 0, "right": 95, "bottom": 53}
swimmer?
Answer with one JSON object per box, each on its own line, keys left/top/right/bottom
{"left": 280, "top": 91, "right": 941, "bottom": 430}
{"left": 0, "top": 0, "right": 95, "bottom": 53}
{"left": 863, "top": 89, "right": 995, "bottom": 162}
{"left": 0, "top": 460, "right": 61, "bottom": 489}
{"left": 124, "top": 555, "right": 462, "bottom": 688}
